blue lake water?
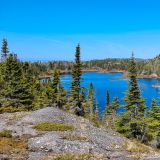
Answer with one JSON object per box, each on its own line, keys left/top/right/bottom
{"left": 61, "top": 72, "right": 160, "bottom": 112}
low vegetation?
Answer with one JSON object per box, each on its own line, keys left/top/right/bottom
{"left": 0, "top": 39, "right": 159, "bottom": 150}
{"left": 0, "top": 106, "right": 26, "bottom": 113}
{"left": 0, "top": 130, "right": 12, "bottom": 138}
{"left": 61, "top": 133, "right": 89, "bottom": 142}
{"left": 33, "top": 122, "right": 74, "bottom": 131}
{"left": 123, "top": 140, "right": 159, "bottom": 159}
{"left": 43, "top": 153, "right": 102, "bottom": 160}
{"left": 0, "top": 137, "right": 28, "bottom": 156}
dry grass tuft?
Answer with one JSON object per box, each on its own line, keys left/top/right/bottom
{"left": 124, "top": 140, "right": 153, "bottom": 153}
{"left": 123, "top": 140, "right": 159, "bottom": 159}
{"left": 0, "top": 137, "right": 28, "bottom": 155}
{"left": 60, "top": 133, "right": 89, "bottom": 142}
{"left": 43, "top": 153, "right": 104, "bottom": 160}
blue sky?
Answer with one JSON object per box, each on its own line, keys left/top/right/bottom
{"left": 0, "top": 0, "right": 160, "bottom": 61}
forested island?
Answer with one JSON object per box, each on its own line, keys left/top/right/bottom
{"left": 0, "top": 39, "right": 160, "bottom": 159}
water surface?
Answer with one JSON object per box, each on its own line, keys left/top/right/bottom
{"left": 61, "top": 72, "right": 160, "bottom": 112}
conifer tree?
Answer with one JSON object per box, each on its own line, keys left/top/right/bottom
{"left": 106, "top": 90, "right": 110, "bottom": 107}
{"left": 0, "top": 54, "right": 34, "bottom": 109}
{"left": 116, "top": 53, "right": 147, "bottom": 140}
{"left": 150, "top": 99, "right": 160, "bottom": 120}
{"left": 71, "top": 44, "right": 83, "bottom": 116}
{"left": 111, "top": 97, "right": 120, "bottom": 113}
{"left": 151, "top": 99, "right": 156, "bottom": 113}
{"left": 1, "top": 38, "right": 9, "bottom": 60}
{"left": 20, "top": 62, "right": 35, "bottom": 110}
{"left": 80, "top": 88, "right": 86, "bottom": 103}
{"left": 105, "top": 90, "right": 112, "bottom": 114}
{"left": 88, "top": 82, "right": 95, "bottom": 116}
{"left": 47, "top": 69, "right": 67, "bottom": 108}
{"left": 124, "top": 53, "right": 146, "bottom": 117}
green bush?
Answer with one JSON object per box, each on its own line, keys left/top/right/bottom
{"left": 0, "top": 130, "right": 12, "bottom": 138}
{"left": 33, "top": 122, "right": 74, "bottom": 131}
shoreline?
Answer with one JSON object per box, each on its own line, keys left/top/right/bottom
{"left": 39, "top": 69, "right": 160, "bottom": 80}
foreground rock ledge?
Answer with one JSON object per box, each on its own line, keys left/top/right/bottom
{"left": 0, "top": 107, "right": 159, "bottom": 160}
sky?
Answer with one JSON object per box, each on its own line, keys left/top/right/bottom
{"left": 0, "top": 0, "right": 160, "bottom": 61}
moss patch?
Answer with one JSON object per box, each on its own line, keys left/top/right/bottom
{"left": 0, "top": 130, "right": 12, "bottom": 138}
{"left": 61, "top": 133, "right": 89, "bottom": 142}
{"left": 33, "top": 122, "right": 74, "bottom": 131}
{"left": 43, "top": 153, "right": 100, "bottom": 160}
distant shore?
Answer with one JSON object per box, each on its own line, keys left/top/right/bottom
{"left": 39, "top": 69, "right": 160, "bottom": 80}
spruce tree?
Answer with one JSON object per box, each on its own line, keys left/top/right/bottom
{"left": 124, "top": 53, "right": 146, "bottom": 117}
{"left": 20, "top": 62, "right": 35, "bottom": 110}
{"left": 47, "top": 69, "right": 66, "bottom": 108}
{"left": 0, "top": 54, "right": 34, "bottom": 109}
{"left": 1, "top": 38, "right": 9, "bottom": 60}
{"left": 105, "top": 90, "right": 112, "bottom": 114}
{"left": 111, "top": 97, "right": 120, "bottom": 113}
{"left": 71, "top": 44, "right": 83, "bottom": 116}
{"left": 116, "top": 53, "right": 147, "bottom": 139}
{"left": 88, "top": 82, "right": 95, "bottom": 117}
{"left": 150, "top": 99, "right": 160, "bottom": 120}
{"left": 106, "top": 90, "right": 110, "bottom": 107}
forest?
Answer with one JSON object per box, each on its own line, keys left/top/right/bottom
{"left": 27, "top": 54, "right": 160, "bottom": 77}
{"left": 0, "top": 38, "right": 159, "bottom": 149}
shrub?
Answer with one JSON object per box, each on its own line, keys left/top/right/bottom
{"left": 0, "top": 130, "right": 12, "bottom": 138}
{"left": 33, "top": 122, "right": 74, "bottom": 131}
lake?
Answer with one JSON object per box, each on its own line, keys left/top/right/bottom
{"left": 61, "top": 72, "right": 160, "bottom": 112}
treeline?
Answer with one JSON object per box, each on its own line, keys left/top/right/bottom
{"left": 24, "top": 56, "right": 160, "bottom": 77}
{"left": 0, "top": 39, "right": 159, "bottom": 149}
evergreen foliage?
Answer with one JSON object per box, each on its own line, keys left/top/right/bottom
{"left": 1, "top": 38, "right": 9, "bottom": 60}
{"left": 88, "top": 83, "right": 94, "bottom": 116}
{"left": 71, "top": 44, "right": 84, "bottom": 116}
{"left": 0, "top": 55, "right": 34, "bottom": 109}
{"left": 116, "top": 53, "right": 147, "bottom": 140}
{"left": 106, "top": 90, "right": 110, "bottom": 107}
{"left": 0, "top": 39, "right": 159, "bottom": 148}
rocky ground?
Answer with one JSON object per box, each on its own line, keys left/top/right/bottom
{"left": 0, "top": 107, "right": 160, "bottom": 160}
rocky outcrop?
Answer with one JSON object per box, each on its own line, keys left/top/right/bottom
{"left": 0, "top": 107, "right": 159, "bottom": 160}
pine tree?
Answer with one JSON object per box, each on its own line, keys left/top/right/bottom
{"left": 111, "top": 97, "right": 119, "bottom": 113}
{"left": 106, "top": 90, "right": 110, "bottom": 107}
{"left": 88, "top": 82, "right": 95, "bottom": 117}
{"left": 124, "top": 53, "right": 146, "bottom": 117}
{"left": 150, "top": 99, "right": 160, "bottom": 120}
{"left": 93, "top": 101, "right": 100, "bottom": 127}
{"left": 1, "top": 38, "right": 9, "bottom": 60}
{"left": 104, "top": 96, "right": 119, "bottom": 128}
{"left": 0, "top": 54, "right": 34, "bottom": 109}
{"left": 80, "top": 88, "right": 86, "bottom": 103}
{"left": 116, "top": 53, "right": 147, "bottom": 140}
{"left": 46, "top": 69, "right": 67, "bottom": 108}
{"left": 145, "top": 100, "right": 160, "bottom": 147}
{"left": 20, "top": 62, "right": 35, "bottom": 110}
{"left": 71, "top": 44, "right": 83, "bottom": 116}
{"left": 151, "top": 99, "right": 156, "bottom": 113}
{"left": 105, "top": 90, "right": 112, "bottom": 114}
